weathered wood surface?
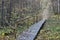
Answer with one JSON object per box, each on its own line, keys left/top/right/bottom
{"left": 16, "top": 19, "right": 46, "bottom": 40}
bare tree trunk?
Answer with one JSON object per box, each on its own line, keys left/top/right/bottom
{"left": 6, "top": 0, "right": 12, "bottom": 25}
{"left": 58, "top": 0, "right": 59, "bottom": 21}
{"left": 1, "top": 0, "right": 4, "bottom": 26}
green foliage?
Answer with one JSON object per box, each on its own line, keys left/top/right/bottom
{"left": 0, "top": 0, "right": 42, "bottom": 40}
{"left": 36, "top": 15, "right": 60, "bottom": 40}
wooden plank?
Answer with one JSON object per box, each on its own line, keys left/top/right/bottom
{"left": 16, "top": 19, "right": 46, "bottom": 40}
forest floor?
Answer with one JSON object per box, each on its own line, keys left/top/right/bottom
{"left": 35, "top": 15, "right": 60, "bottom": 40}
{"left": 0, "top": 15, "right": 60, "bottom": 40}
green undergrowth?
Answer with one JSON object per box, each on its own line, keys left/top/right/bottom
{"left": 0, "top": 27, "right": 14, "bottom": 40}
{"left": 36, "top": 15, "right": 60, "bottom": 40}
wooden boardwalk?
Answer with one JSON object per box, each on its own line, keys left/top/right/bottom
{"left": 16, "top": 19, "right": 46, "bottom": 40}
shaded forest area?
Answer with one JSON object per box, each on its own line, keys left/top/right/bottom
{"left": 0, "top": 0, "right": 41, "bottom": 27}
{"left": 0, "top": 0, "right": 41, "bottom": 40}
{"left": 52, "top": 0, "right": 60, "bottom": 15}
{"left": 0, "top": 0, "right": 59, "bottom": 28}
{"left": 0, "top": 0, "right": 60, "bottom": 40}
